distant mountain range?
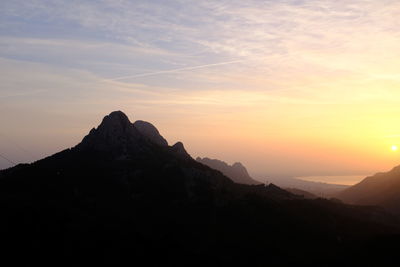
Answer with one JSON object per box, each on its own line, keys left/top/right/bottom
{"left": 199, "top": 161, "right": 349, "bottom": 197}
{"left": 338, "top": 166, "right": 400, "bottom": 215}
{"left": 1, "top": 111, "right": 399, "bottom": 266}
{"left": 196, "top": 157, "right": 317, "bottom": 199}
{"left": 196, "top": 157, "right": 261, "bottom": 185}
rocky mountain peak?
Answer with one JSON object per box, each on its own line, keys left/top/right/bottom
{"left": 98, "top": 110, "right": 132, "bottom": 132}
{"left": 77, "top": 111, "right": 140, "bottom": 153}
{"left": 171, "top": 142, "right": 191, "bottom": 158}
{"left": 76, "top": 111, "right": 188, "bottom": 159}
{"left": 232, "top": 162, "right": 250, "bottom": 175}
{"left": 133, "top": 120, "right": 168, "bottom": 146}
{"left": 232, "top": 162, "right": 245, "bottom": 169}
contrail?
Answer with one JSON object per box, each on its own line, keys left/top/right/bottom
{"left": 0, "top": 133, "right": 37, "bottom": 162}
{"left": 0, "top": 90, "right": 46, "bottom": 99}
{"left": 101, "top": 60, "right": 243, "bottom": 82}
{"left": 0, "top": 153, "right": 16, "bottom": 165}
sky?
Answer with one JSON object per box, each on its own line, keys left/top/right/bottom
{"left": 1, "top": 0, "right": 400, "bottom": 181}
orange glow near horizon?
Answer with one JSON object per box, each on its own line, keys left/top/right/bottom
{"left": 1, "top": 1, "right": 400, "bottom": 182}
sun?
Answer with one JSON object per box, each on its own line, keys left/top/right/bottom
{"left": 392, "top": 145, "right": 398, "bottom": 151}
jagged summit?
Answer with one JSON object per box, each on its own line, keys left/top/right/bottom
{"left": 77, "top": 111, "right": 140, "bottom": 154}
{"left": 101, "top": 110, "right": 132, "bottom": 130}
{"left": 76, "top": 111, "right": 191, "bottom": 160}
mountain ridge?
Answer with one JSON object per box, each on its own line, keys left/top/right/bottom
{"left": 1, "top": 111, "right": 399, "bottom": 266}
{"left": 338, "top": 165, "right": 400, "bottom": 215}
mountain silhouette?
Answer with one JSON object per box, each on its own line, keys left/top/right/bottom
{"left": 338, "top": 166, "right": 400, "bottom": 215}
{"left": 133, "top": 120, "right": 168, "bottom": 146}
{"left": 196, "top": 157, "right": 261, "bottom": 185}
{"left": 196, "top": 157, "right": 318, "bottom": 198}
{"left": 1, "top": 111, "right": 400, "bottom": 267}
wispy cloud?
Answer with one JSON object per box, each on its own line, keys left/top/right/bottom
{"left": 1, "top": 0, "right": 400, "bottom": 172}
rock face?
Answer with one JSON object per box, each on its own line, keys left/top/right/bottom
{"left": 78, "top": 111, "right": 171, "bottom": 159}
{"left": 338, "top": 166, "right": 400, "bottom": 215}
{"left": 133, "top": 120, "right": 168, "bottom": 146}
{"left": 196, "top": 157, "right": 261, "bottom": 185}
{"left": 78, "top": 111, "right": 142, "bottom": 154}
{"left": 171, "top": 141, "right": 191, "bottom": 159}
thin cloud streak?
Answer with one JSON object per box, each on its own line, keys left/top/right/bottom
{"left": 2, "top": 1, "right": 400, "bottom": 174}
{"left": 0, "top": 153, "right": 16, "bottom": 166}
{"left": 0, "top": 133, "right": 38, "bottom": 162}
{"left": 100, "top": 60, "right": 244, "bottom": 82}
{"left": 0, "top": 90, "right": 47, "bottom": 99}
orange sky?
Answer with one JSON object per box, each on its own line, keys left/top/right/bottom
{"left": 1, "top": 1, "right": 400, "bottom": 180}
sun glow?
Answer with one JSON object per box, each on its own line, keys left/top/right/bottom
{"left": 392, "top": 145, "right": 398, "bottom": 151}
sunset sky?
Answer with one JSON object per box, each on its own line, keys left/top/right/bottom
{"left": 1, "top": 0, "right": 400, "bottom": 181}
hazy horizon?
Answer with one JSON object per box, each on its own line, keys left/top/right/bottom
{"left": 1, "top": 1, "right": 400, "bottom": 180}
